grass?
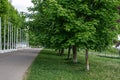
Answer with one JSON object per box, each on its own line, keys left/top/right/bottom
{"left": 24, "top": 49, "right": 120, "bottom": 80}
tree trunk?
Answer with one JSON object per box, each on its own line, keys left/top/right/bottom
{"left": 119, "top": 50, "right": 120, "bottom": 56}
{"left": 85, "top": 49, "right": 89, "bottom": 71}
{"left": 58, "top": 49, "right": 61, "bottom": 55}
{"left": 4, "top": 18, "right": 6, "bottom": 50}
{"left": 60, "top": 48, "right": 64, "bottom": 56}
{"left": 72, "top": 45, "right": 77, "bottom": 63}
{"left": 67, "top": 46, "right": 71, "bottom": 59}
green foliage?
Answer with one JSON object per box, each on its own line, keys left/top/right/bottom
{"left": 0, "top": 0, "right": 24, "bottom": 28}
{"left": 0, "top": 0, "right": 26, "bottom": 47}
{"left": 0, "top": 0, "right": 9, "bottom": 15}
{"left": 29, "top": 0, "right": 120, "bottom": 51}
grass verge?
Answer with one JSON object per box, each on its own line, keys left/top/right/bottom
{"left": 24, "top": 49, "right": 120, "bottom": 80}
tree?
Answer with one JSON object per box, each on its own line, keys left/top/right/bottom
{"left": 29, "top": 0, "right": 120, "bottom": 70}
{"left": 0, "top": 0, "right": 9, "bottom": 16}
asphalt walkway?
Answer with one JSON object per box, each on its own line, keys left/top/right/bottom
{"left": 0, "top": 48, "right": 41, "bottom": 80}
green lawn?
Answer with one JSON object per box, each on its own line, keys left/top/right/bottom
{"left": 24, "top": 49, "right": 120, "bottom": 80}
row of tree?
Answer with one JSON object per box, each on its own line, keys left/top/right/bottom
{"left": 0, "top": 0, "right": 25, "bottom": 28}
{"left": 28, "top": 0, "right": 120, "bottom": 70}
{"left": 0, "top": 0, "right": 26, "bottom": 49}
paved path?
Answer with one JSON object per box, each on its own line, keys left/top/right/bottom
{"left": 0, "top": 48, "right": 41, "bottom": 80}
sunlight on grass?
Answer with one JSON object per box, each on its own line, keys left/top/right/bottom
{"left": 24, "top": 49, "right": 120, "bottom": 80}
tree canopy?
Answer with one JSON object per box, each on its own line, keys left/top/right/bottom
{"left": 29, "top": 0, "right": 120, "bottom": 50}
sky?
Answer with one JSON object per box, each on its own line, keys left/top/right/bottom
{"left": 12, "top": 0, "right": 33, "bottom": 13}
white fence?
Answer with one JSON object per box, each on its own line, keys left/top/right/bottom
{"left": 0, "top": 17, "right": 29, "bottom": 53}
